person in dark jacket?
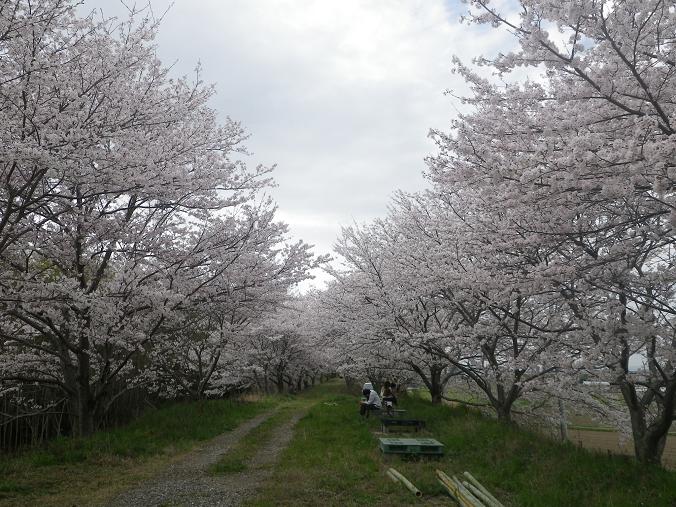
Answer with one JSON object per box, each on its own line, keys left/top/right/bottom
{"left": 380, "top": 381, "right": 397, "bottom": 415}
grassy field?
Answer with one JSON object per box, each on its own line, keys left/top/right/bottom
{"left": 249, "top": 382, "right": 676, "bottom": 507}
{"left": 0, "top": 397, "right": 274, "bottom": 506}
{"left": 2, "top": 382, "right": 675, "bottom": 506}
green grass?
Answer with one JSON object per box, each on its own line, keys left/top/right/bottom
{"left": 209, "top": 383, "right": 345, "bottom": 477}
{"left": 209, "top": 406, "right": 297, "bottom": 475}
{"left": 3, "top": 382, "right": 675, "bottom": 506}
{"left": 248, "top": 382, "right": 676, "bottom": 507}
{"left": 0, "top": 397, "right": 274, "bottom": 506}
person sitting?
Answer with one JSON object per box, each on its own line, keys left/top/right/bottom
{"left": 359, "top": 388, "right": 381, "bottom": 417}
{"left": 381, "top": 382, "right": 398, "bottom": 415}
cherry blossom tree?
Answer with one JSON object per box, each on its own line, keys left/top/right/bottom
{"left": 242, "top": 298, "right": 332, "bottom": 394}
{"left": 316, "top": 276, "right": 421, "bottom": 395}
{"left": 328, "top": 191, "right": 570, "bottom": 419}
{"left": 149, "top": 207, "right": 320, "bottom": 399}
{"left": 425, "top": 0, "right": 676, "bottom": 463}
{"left": 0, "top": 1, "right": 318, "bottom": 436}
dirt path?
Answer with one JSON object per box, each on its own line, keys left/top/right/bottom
{"left": 106, "top": 408, "right": 307, "bottom": 507}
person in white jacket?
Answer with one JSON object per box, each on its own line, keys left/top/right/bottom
{"left": 359, "top": 387, "right": 381, "bottom": 417}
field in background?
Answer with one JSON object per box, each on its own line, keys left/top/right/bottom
{"left": 567, "top": 428, "right": 676, "bottom": 469}
{"left": 440, "top": 385, "right": 676, "bottom": 468}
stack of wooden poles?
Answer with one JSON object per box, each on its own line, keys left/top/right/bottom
{"left": 436, "top": 470, "right": 504, "bottom": 507}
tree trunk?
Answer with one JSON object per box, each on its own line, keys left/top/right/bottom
{"left": 70, "top": 390, "right": 96, "bottom": 437}
{"left": 195, "top": 350, "right": 221, "bottom": 399}
{"left": 621, "top": 381, "right": 673, "bottom": 465}
{"left": 77, "top": 403, "right": 96, "bottom": 437}
{"left": 408, "top": 363, "right": 445, "bottom": 404}
{"left": 71, "top": 347, "right": 98, "bottom": 437}
{"left": 489, "top": 381, "right": 519, "bottom": 424}
{"left": 263, "top": 370, "right": 269, "bottom": 394}
{"left": 429, "top": 367, "right": 443, "bottom": 405}
{"left": 633, "top": 430, "right": 667, "bottom": 465}
{"left": 496, "top": 404, "right": 512, "bottom": 424}
{"left": 558, "top": 399, "right": 568, "bottom": 442}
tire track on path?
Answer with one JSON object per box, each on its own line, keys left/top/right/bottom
{"left": 105, "top": 407, "right": 308, "bottom": 507}
{"left": 211, "top": 408, "right": 308, "bottom": 506}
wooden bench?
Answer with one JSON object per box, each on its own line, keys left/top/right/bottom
{"left": 366, "top": 407, "right": 406, "bottom": 417}
{"left": 381, "top": 418, "right": 425, "bottom": 433}
{"left": 378, "top": 406, "right": 406, "bottom": 416}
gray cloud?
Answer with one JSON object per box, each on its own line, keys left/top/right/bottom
{"left": 83, "top": 0, "right": 513, "bottom": 289}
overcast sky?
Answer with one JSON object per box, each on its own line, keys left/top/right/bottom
{"left": 83, "top": 0, "right": 513, "bottom": 289}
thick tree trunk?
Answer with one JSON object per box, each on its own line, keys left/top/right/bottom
{"left": 68, "top": 346, "right": 98, "bottom": 437}
{"left": 430, "top": 378, "right": 443, "bottom": 405}
{"left": 489, "top": 383, "right": 518, "bottom": 424}
{"left": 496, "top": 404, "right": 512, "bottom": 424}
{"left": 70, "top": 388, "right": 97, "bottom": 437}
{"left": 408, "top": 363, "right": 447, "bottom": 404}
{"left": 77, "top": 402, "right": 96, "bottom": 437}
{"left": 621, "top": 381, "right": 674, "bottom": 465}
{"left": 429, "top": 368, "right": 443, "bottom": 405}
{"left": 633, "top": 431, "right": 667, "bottom": 465}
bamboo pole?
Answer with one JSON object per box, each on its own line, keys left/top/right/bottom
{"left": 386, "top": 470, "right": 399, "bottom": 483}
{"left": 463, "top": 481, "right": 498, "bottom": 507}
{"left": 453, "top": 476, "right": 485, "bottom": 507}
{"left": 436, "top": 470, "right": 483, "bottom": 507}
{"left": 463, "top": 472, "right": 504, "bottom": 507}
{"left": 437, "top": 479, "right": 471, "bottom": 507}
{"left": 388, "top": 467, "right": 422, "bottom": 497}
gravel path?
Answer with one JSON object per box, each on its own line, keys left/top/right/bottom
{"left": 106, "top": 408, "right": 307, "bottom": 507}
